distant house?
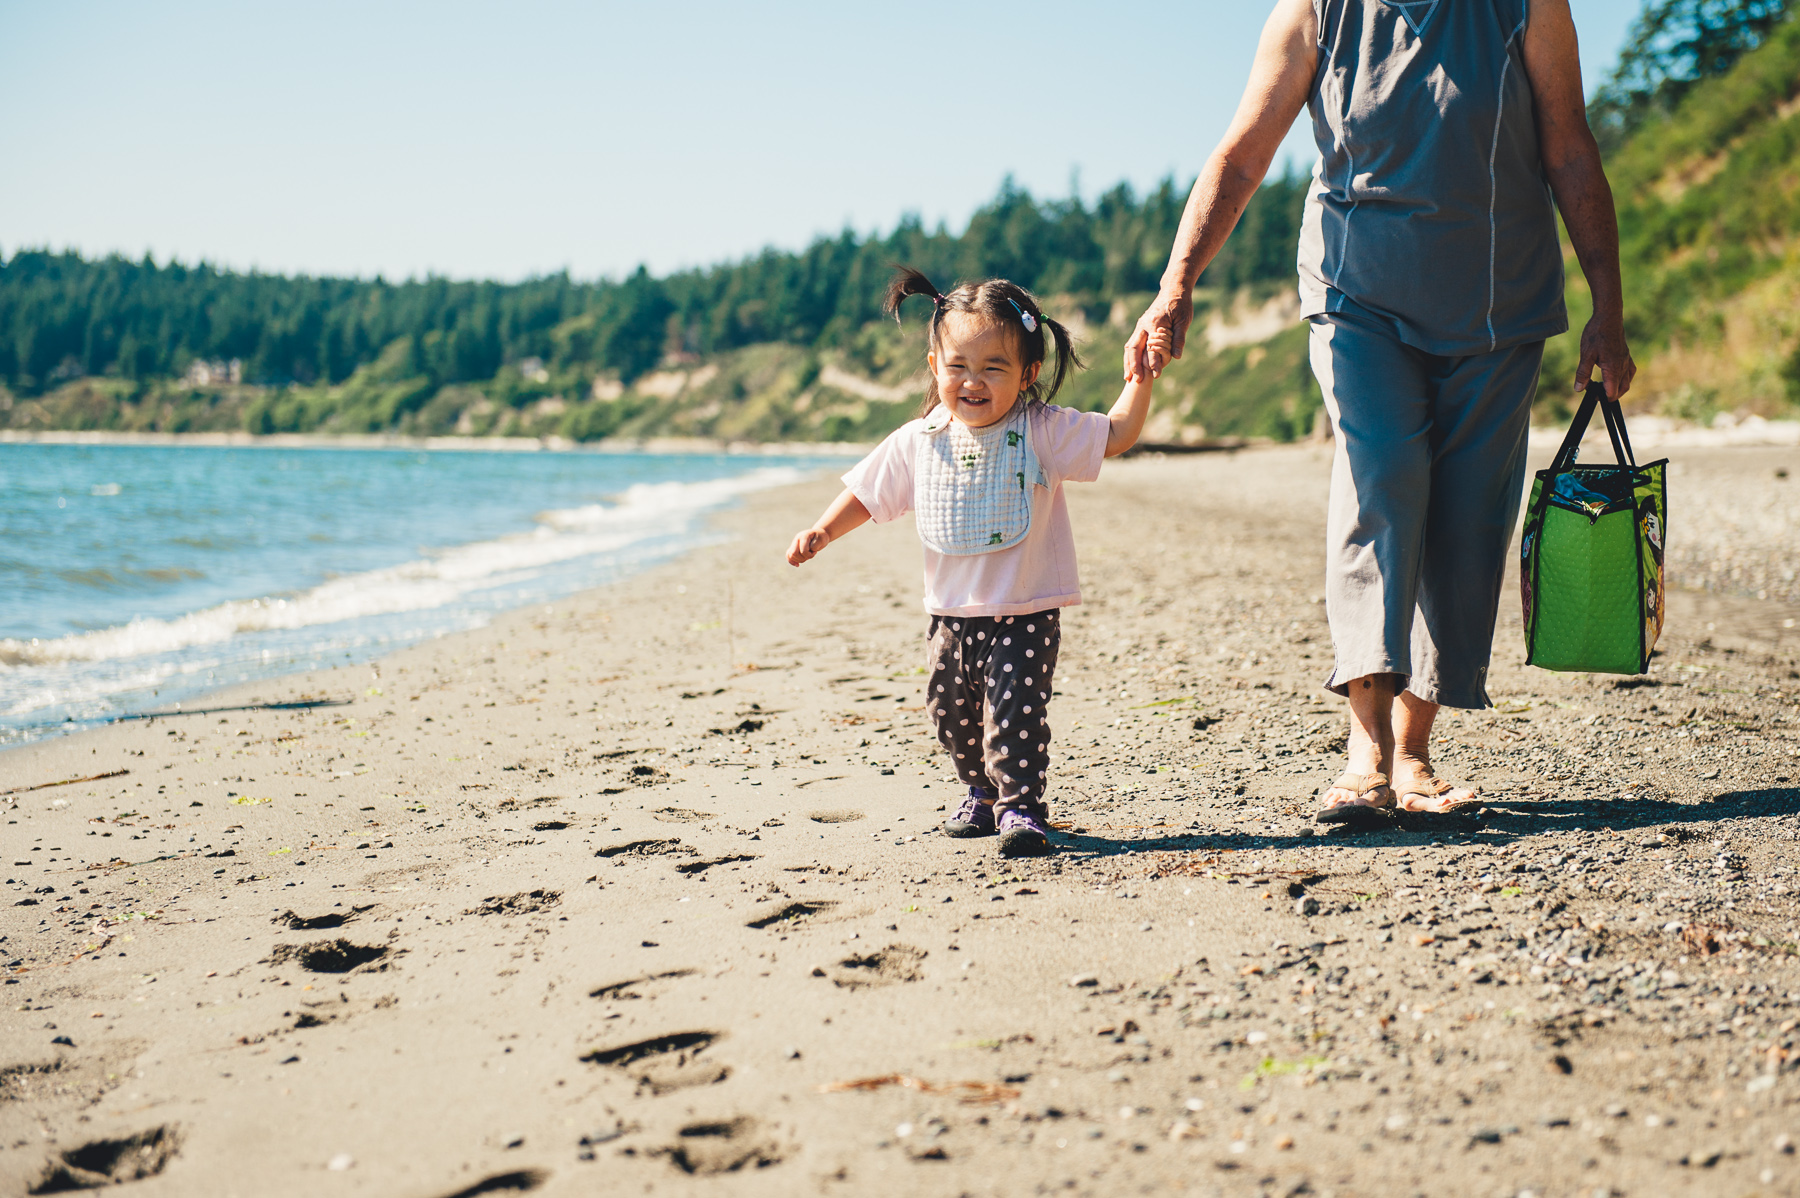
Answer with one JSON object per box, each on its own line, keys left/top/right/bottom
{"left": 183, "top": 358, "right": 242, "bottom": 387}
{"left": 517, "top": 357, "right": 550, "bottom": 384}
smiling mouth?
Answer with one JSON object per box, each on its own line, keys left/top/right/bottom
{"left": 958, "top": 395, "right": 990, "bottom": 405}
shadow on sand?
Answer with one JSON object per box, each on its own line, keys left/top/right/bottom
{"left": 1046, "top": 787, "right": 1800, "bottom": 859}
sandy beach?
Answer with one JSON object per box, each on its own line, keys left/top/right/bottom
{"left": 4, "top": 443, "right": 1799, "bottom": 1198}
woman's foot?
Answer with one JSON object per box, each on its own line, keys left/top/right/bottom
{"left": 1391, "top": 761, "right": 1481, "bottom": 814}
{"left": 1315, "top": 772, "right": 1395, "bottom": 827}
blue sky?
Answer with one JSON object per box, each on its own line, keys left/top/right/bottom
{"left": 0, "top": 1, "right": 1644, "bottom": 282}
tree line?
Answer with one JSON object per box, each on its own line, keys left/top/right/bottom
{"left": 1588, "top": 0, "right": 1793, "bottom": 150}
{"left": 0, "top": 171, "right": 1308, "bottom": 398}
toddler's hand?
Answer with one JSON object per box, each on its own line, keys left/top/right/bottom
{"left": 1145, "top": 328, "right": 1174, "bottom": 379}
{"left": 786, "top": 527, "right": 829, "bottom": 566}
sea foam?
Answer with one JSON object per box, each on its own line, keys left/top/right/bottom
{"left": 0, "top": 465, "right": 803, "bottom": 731}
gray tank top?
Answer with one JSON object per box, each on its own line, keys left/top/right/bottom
{"left": 1297, "top": 0, "right": 1568, "bottom": 355}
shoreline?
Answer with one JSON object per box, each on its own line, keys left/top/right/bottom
{"left": 0, "top": 428, "right": 873, "bottom": 456}
{"left": 0, "top": 457, "right": 853, "bottom": 755}
{"left": 5, "top": 410, "right": 1798, "bottom": 456}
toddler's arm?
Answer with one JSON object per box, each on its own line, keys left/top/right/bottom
{"left": 1104, "top": 327, "right": 1173, "bottom": 457}
{"left": 785, "top": 488, "right": 872, "bottom": 566}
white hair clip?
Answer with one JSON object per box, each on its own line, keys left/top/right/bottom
{"left": 1007, "top": 298, "right": 1038, "bottom": 333}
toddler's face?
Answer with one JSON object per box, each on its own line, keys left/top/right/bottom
{"left": 928, "top": 313, "right": 1040, "bottom": 429}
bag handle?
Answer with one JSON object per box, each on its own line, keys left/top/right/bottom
{"left": 1600, "top": 388, "right": 1637, "bottom": 466}
{"left": 1548, "top": 380, "right": 1637, "bottom": 475}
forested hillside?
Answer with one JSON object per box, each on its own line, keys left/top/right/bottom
{"left": 1599, "top": 8, "right": 1800, "bottom": 420}
{"left": 3, "top": 0, "right": 1796, "bottom": 444}
{"left": 1530, "top": 0, "right": 1800, "bottom": 424}
{"left": 0, "top": 172, "right": 1316, "bottom": 443}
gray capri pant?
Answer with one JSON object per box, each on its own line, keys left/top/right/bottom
{"left": 1309, "top": 308, "right": 1544, "bottom": 710}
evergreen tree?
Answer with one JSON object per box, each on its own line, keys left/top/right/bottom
{"left": 1590, "top": 0, "right": 1794, "bottom": 151}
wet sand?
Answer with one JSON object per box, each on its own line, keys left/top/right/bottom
{"left": 3, "top": 444, "right": 1798, "bottom": 1198}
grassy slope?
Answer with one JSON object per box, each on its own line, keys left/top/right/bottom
{"left": 0, "top": 288, "right": 1323, "bottom": 445}
{"left": 1539, "top": 16, "right": 1800, "bottom": 423}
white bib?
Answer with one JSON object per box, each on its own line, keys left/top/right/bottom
{"left": 914, "top": 403, "right": 1046, "bottom": 556}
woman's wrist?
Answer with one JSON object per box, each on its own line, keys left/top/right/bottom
{"left": 1157, "top": 274, "right": 1194, "bottom": 303}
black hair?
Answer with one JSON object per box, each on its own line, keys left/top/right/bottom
{"left": 882, "top": 266, "right": 1082, "bottom": 418}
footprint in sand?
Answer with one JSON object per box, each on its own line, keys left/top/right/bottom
{"left": 595, "top": 838, "right": 695, "bottom": 860}
{"left": 495, "top": 796, "right": 560, "bottom": 812}
{"left": 271, "top": 992, "right": 397, "bottom": 1035}
{"left": 0, "top": 1060, "right": 65, "bottom": 1103}
{"left": 272, "top": 905, "right": 374, "bottom": 931}
{"left": 744, "top": 900, "right": 838, "bottom": 929}
{"left": 807, "top": 809, "right": 864, "bottom": 824}
{"left": 28, "top": 1125, "right": 180, "bottom": 1193}
{"left": 465, "top": 889, "right": 561, "bottom": 916}
{"left": 673, "top": 855, "right": 758, "bottom": 875}
{"left": 650, "top": 807, "right": 715, "bottom": 824}
{"left": 589, "top": 969, "right": 697, "bottom": 1001}
{"left": 816, "top": 944, "right": 927, "bottom": 990}
{"left": 433, "top": 1169, "right": 548, "bottom": 1197}
{"left": 581, "top": 1030, "right": 729, "bottom": 1095}
{"left": 264, "top": 939, "right": 390, "bottom": 974}
{"left": 652, "top": 1117, "right": 785, "bottom": 1175}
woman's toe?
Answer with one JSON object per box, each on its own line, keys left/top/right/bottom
{"left": 1397, "top": 784, "right": 1477, "bottom": 813}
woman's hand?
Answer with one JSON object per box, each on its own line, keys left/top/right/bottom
{"left": 1105, "top": 328, "right": 1170, "bottom": 457}
{"left": 1575, "top": 310, "right": 1636, "bottom": 400}
{"left": 786, "top": 527, "right": 830, "bottom": 566}
{"left": 1124, "top": 290, "right": 1193, "bottom": 382}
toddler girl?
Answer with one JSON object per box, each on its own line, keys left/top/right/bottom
{"left": 786, "top": 268, "right": 1166, "bottom": 856}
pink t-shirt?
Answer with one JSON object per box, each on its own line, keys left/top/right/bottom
{"left": 843, "top": 403, "right": 1111, "bottom": 618}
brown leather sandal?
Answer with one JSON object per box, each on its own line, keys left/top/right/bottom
{"left": 1315, "top": 772, "right": 1395, "bottom": 829}
{"left": 1394, "top": 775, "right": 1483, "bottom": 815}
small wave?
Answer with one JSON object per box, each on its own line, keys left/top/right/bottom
{"left": 0, "top": 465, "right": 802, "bottom": 669}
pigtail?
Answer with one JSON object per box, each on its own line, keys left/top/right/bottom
{"left": 883, "top": 266, "right": 942, "bottom": 324}
{"left": 1034, "top": 314, "right": 1082, "bottom": 404}
{"left": 887, "top": 266, "right": 950, "bottom": 418}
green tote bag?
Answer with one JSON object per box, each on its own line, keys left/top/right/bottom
{"left": 1520, "top": 381, "right": 1668, "bottom": 675}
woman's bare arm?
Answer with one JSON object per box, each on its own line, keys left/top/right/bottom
{"left": 1124, "top": 0, "right": 1318, "bottom": 381}
{"left": 1522, "top": 0, "right": 1636, "bottom": 399}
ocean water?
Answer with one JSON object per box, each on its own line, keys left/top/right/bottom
{"left": 0, "top": 442, "right": 837, "bottom": 748}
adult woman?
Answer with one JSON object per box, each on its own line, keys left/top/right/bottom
{"left": 1127, "top": 0, "right": 1636, "bottom": 820}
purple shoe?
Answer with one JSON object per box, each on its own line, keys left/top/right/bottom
{"left": 944, "top": 787, "right": 997, "bottom": 838}
{"left": 997, "top": 807, "right": 1052, "bottom": 857}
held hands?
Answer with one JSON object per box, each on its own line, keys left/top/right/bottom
{"left": 1142, "top": 326, "right": 1174, "bottom": 381}
{"left": 785, "top": 526, "right": 831, "bottom": 567}
{"left": 1124, "top": 289, "right": 1194, "bottom": 382}
{"left": 1104, "top": 325, "right": 1171, "bottom": 457}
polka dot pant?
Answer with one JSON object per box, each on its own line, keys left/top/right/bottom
{"left": 924, "top": 609, "right": 1061, "bottom": 821}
